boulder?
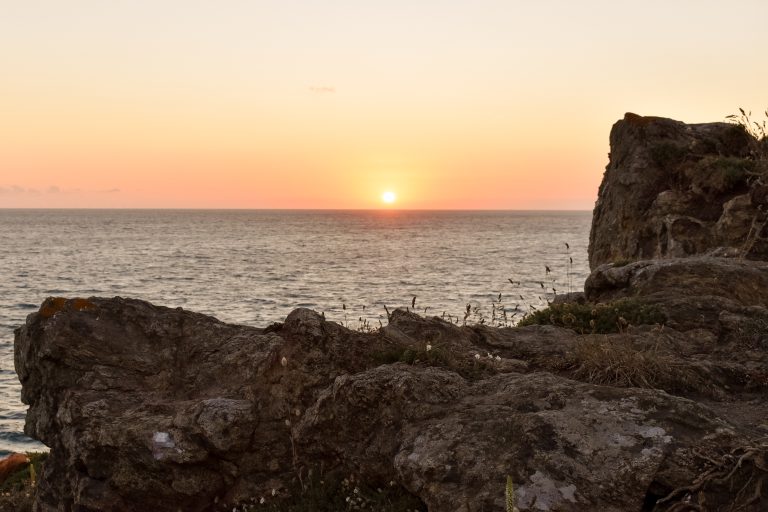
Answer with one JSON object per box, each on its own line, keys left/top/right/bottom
{"left": 589, "top": 113, "right": 766, "bottom": 269}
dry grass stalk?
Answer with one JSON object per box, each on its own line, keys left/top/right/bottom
{"left": 566, "top": 337, "right": 706, "bottom": 393}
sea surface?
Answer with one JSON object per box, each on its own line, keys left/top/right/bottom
{"left": 0, "top": 209, "right": 592, "bottom": 455}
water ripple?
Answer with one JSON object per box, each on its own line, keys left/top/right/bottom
{"left": 0, "top": 209, "right": 591, "bottom": 453}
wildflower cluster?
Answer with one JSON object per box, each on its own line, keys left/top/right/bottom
{"left": 228, "top": 488, "right": 279, "bottom": 511}
{"left": 474, "top": 352, "right": 502, "bottom": 362}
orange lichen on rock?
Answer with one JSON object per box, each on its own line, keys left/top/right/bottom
{"left": 38, "top": 297, "right": 68, "bottom": 318}
{"left": 39, "top": 297, "right": 96, "bottom": 319}
{"left": 0, "top": 453, "right": 30, "bottom": 484}
{"left": 71, "top": 298, "right": 97, "bottom": 312}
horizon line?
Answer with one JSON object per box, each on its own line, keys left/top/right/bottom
{"left": 0, "top": 207, "right": 593, "bottom": 212}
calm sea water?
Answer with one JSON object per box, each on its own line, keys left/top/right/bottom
{"left": 0, "top": 209, "right": 592, "bottom": 455}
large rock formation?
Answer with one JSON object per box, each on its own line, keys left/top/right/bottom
{"left": 13, "top": 113, "right": 768, "bottom": 511}
{"left": 14, "top": 288, "right": 768, "bottom": 511}
{"left": 589, "top": 113, "right": 768, "bottom": 269}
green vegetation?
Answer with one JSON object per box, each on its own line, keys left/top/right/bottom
{"left": 372, "top": 344, "right": 495, "bottom": 381}
{"left": 0, "top": 452, "right": 46, "bottom": 493}
{"left": 0, "top": 452, "right": 47, "bottom": 512}
{"left": 708, "top": 156, "right": 753, "bottom": 190}
{"left": 649, "top": 141, "right": 688, "bottom": 168}
{"left": 505, "top": 475, "right": 519, "bottom": 512}
{"left": 685, "top": 156, "right": 754, "bottom": 196}
{"left": 373, "top": 345, "right": 450, "bottom": 367}
{"left": 517, "top": 299, "right": 665, "bottom": 334}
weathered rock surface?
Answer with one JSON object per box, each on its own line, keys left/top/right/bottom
{"left": 14, "top": 292, "right": 768, "bottom": 511}
{"left": 589, "top": 113, "right": 768, "bottom": 269}
{"left": 586, "top": 256, "right": 768, "bottom": 328}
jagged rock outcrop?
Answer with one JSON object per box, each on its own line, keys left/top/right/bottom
{"left": 14, "top": 293, "right": 768, "bottom": 511}
{"left": 589, "top": 113, "right": 768, "bottom": 269}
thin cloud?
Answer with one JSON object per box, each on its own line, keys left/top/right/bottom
{"left": 0, "top": 185, "right": 39, "bottom": 195}
{"left": 309, "top": 86, "right": 335, "bottom": 94}
{"left": 0, "top": 185, "right": 119, "bottom": 195}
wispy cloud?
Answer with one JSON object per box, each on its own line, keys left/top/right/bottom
{"left": 309, "top": 86, "right": 335, "bottom": 94}
{"left": 0, "top": 185, "right": 120, "bottom": 195}
{"left": 0, "top": 186, "right": 40, "bottom": 195}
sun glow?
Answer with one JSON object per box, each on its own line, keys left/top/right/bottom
{"left": 381, "top": 191, "right": 397, "bottom": 204}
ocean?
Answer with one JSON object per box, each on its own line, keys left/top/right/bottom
{"left": 0, "top": 209, "right": 592, "bottom": 455}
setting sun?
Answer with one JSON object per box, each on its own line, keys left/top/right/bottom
{"left": 381, "top": 191, "right": 397, "bottom": 204}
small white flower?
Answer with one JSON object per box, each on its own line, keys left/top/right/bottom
{"left": 474, "top": 353, "right": 480, "bottom": 360}
{"left": 285, "top": 418, "right": 291, "bottom": 427}
{"left": 495, "top": 355, "right": 501, "bottom": 361}
{"left": 425, "top": 344, "right": 432, "bottom": 352}
{"left": 487, "top": 352, "right": 493, "bottom": 359}
{"left": 280, "top": 356, "right": 288, "bottom": 367}
{"left": 271, "top": 488, "right": 277, "bottom": 496}
{"left": 259, "top": 497, "right": 265, "bottom": 504}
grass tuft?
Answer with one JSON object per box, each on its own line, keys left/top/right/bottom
{"left": 564, "top": 337, "right": 707, "bottom": 393}
{"left": 726, "top": 107, "right": 768, "bottom": 159}
{"left": 517, "top": 299, "right": 665, "bottom": 334}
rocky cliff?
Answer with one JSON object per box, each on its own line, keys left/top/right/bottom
{"left": 589, "top": 113, "right": 768, "bottom": 269}
{"left": 14, "top": 114, "right": 768, "bottom": 512}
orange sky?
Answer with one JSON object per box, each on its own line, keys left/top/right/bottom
{"left": 2, "top": 1, "right": 767, "bottom": 209}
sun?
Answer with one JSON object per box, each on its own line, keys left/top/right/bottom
{"left": 381, "top": 191, "right": 396, "bottom": 204}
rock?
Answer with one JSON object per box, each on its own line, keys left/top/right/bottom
{"left": 585, "top": 257, "right": 768, "bottom": 330}
{"left": 586, "top": 257, "right": 768, "bottom": 306}
{"left": 589, "top": 113, "right": 766, "bottom": 269}
{"left": 298, "top": 367, "right": 742, "bottom": 511}
{"left": 551, "top": 291, "right": 586, "bottom": 305}
{"left": 14, "top": 296, "right": 768, "bottom": 511}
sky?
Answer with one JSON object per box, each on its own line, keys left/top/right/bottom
{"left": 1, "top": 0, "right": 767, "bottom": 209}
